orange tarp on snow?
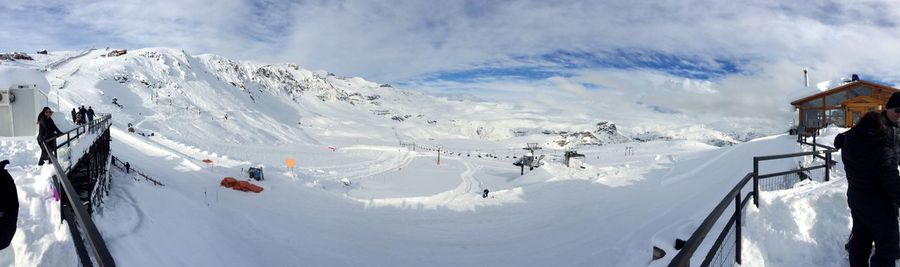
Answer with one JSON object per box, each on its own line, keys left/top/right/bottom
{"left": 219, "top": 177, "right": 264, "bottom": 193}
{"left": 220, "top": 177, "right": 237, "bottom": 187}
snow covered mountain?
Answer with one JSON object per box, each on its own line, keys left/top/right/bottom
{"left": 6, "top": 47, "right": 764, "bottom": 148}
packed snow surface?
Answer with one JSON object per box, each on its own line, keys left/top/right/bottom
{"left": 0, "top": 49, "right": 861, "bottom": 266}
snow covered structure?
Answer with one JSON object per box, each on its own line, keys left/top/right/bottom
{"left": 790, "top": 77, "right": 899, "bottom": 135}
{"left": 0, "top": 66, "right": 52, "bottom": 137}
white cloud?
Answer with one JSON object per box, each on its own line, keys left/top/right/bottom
{"left": 4, "top": 0, "right": 900, "bottom": 132}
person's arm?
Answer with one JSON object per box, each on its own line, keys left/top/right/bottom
{"left": 0, "top": 160, "right": 11, "bottom": 213}
{"left": 50, "top": 120, "right": 63, "bottom": 136}
{"left": 877, "top": 135, "right": 900, "bottom": 206}
{"left": 835, "top": 132, "right": 846, "bottom": 150}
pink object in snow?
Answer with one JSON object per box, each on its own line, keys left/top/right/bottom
{"left": 51, "top": 183, "right": 60, "bottom": 201}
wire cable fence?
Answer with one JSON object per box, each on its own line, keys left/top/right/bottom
{"left": 706, "top": 226, "right": 736, "bottom": 267}
{"left": 110, "top": 155, "right": 164, "bottom": 186}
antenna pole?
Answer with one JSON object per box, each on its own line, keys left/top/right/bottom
{"left": 803, "top": 68, "right": 809, "bottom": 88}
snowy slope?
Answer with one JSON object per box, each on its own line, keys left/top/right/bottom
{"left": 0, "top": 48, "right": 828, "bottom": 266}
{"left": 2, "top": 131, "right": 809, "bottom": 266}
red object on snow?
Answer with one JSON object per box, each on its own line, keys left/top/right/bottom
{"left": 220, "top": 177, "right": 264, "bottom": 193}
{"left": 202, "top": 159, "right": 213, "bottom": 164}
{"left": 246, "top": 183, "right": 264, "bottom": 193}
{"left": 220, "top": 177, "right": 237, "bottom": 187}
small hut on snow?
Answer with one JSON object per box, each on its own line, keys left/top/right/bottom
{"left": 0, "top": 66, "right": 52, "bottom": 137}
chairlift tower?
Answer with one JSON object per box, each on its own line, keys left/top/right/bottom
{"left": 514, "top": 143, "right": 544, "bottom": 175}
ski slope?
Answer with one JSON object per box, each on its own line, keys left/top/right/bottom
{"left": 0, "top": 49, "right": 856, "bottom": 266}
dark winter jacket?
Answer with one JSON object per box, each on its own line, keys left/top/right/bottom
{"left": 0, "top": 159, "right": 18, "bottom": 249}
{"left": 77, "top": 108, "right": 86, "bottom": 122}
{"left": 842, "top": 111, "right": 900, "bottom": 206}
{"left": 834, "top": 131, "right": 847, "bottom": 150}
{"left": 37, "top": 116, "right": 63, "bottom": 140}
{"left": 87, "top": 108, "right": 95, "bottom": 121}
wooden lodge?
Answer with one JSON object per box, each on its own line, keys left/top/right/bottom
{"left": 791, "top": 78, "right": 900, "bottom": 134}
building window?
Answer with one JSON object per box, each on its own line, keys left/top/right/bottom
{"left": 827, "top": 109, "right": 845, "bottom": 126}
{"left": 848, "top": 86, "right": 871, "bottom": 98}
{"left": 803, "top": 98, "right": 823, "bottom": 108}
{"left": 804, "top": 109, "right": 822, "bottom": 127}
{"left": 826, "top": 91, "right": 847, "bottom": 107}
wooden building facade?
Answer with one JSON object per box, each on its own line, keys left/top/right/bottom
{"left": 791, "top": 80, "right": 900, "bottom": 134}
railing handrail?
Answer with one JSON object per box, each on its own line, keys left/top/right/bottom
{"left": 753, "top": 148, "right": 836, "bottom": 161}
{"left": 669, "top": 146, "right": 836, "bottom": 267}
{"left": 45, "top": 113, "right": 112, "bottom": 147}
{"left": 39, "top": 120, "right": 116, "bottom": 267}
{"left": 668, "top": 173, "right": 752, "bottom": 267}
{"left": 799, "top": 141, "right": 835, "bottom": 151}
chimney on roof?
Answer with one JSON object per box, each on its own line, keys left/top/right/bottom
{"left": 851, "top": 74, "right": 860, "bottom": 82}
{"left": 803, "top": 68, "right": 809, "bottom": 87}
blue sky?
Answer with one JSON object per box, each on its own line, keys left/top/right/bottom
{"left": 426, "top": 49, "right": 744, "bottom": 82}
{"left": 4, "top": 0, "right": 900, "bottom": 125}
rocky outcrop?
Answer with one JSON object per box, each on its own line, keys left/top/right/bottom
{"left": 550, "top": 121, "right": 631, "bottom": 147}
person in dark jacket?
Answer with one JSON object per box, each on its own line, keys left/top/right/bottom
{"left": 37, "top": 107, "right": 63, "bottom": 166}
{"left": 835, "top": 131, "right": 847, "bottom": 150}
{"left": 70, "top": 108, "right": 77, "bottom": 124}
{"left": 77, "top": 106, "right": 85, "bottom": 124}
{"left": 843, "top": 92, "right": 900, "bottom": 267}
{"left": 0, "top": 160, "right": 18, "bottom": 251}
{"left": 86, "top": 106, "right": 95, "bottom": 123}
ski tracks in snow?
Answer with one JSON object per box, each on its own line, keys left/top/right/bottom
{"left": 96, "top": 171, "right": 146, "bottom": 240}
{"left": 306, "top": 146, "right": 416, "bottom": 183}
{"left": 347, "top": 156, "right": 523, "bottom": 212}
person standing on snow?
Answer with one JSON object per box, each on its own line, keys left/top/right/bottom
{"left": 842, "top": 92, "right": 900, "bottom": 267}
{"left": 77, "top": 106, "right": 86, "bottom": 123}
{"left": 86, "top": 106, "right": 95, "bottom": 123}
{"left": 37, "top": 107, "right": 63, "bottom": 166}
{"left": 70, "top": 108, "right": 77, "bottom": 124}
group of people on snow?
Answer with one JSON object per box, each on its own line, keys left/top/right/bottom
{"left": 70, "top": 105, "right": 96, "bottom": 126}
{"left": 837, "top": 92, "right": 900, "bottom": 267}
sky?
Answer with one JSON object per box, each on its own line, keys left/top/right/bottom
{"left": 4, "top": 0, "right": 900, "bottom": 130}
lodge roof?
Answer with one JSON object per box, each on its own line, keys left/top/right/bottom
{"left": 791, "top": 80, "right": 900, "bottom": 106}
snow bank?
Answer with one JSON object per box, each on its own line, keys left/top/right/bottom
{"left": 0, "top": 139, "right": 79, "bottom": 266}
{"left": 743, "top": 178, "right": 852, "bottom": 267}
{"left": 0, "top": 66, "right": 51, "bottom": 95}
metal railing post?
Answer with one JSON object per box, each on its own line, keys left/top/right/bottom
{"left": 753, "top": 159, "right": 759, "bottom": 207}
{"left": 825, "top": 152, "right": 831, "bottom": 182}
{"left": 812, "top": 134, "right": 817, "bottom": 161}
{"left": 735, "top": 192, "right": 742, "bottom": 264}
